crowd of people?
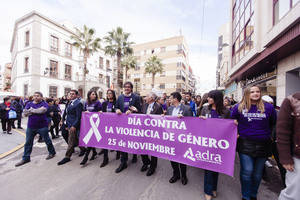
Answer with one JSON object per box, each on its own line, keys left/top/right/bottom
{"left": 1, "top": 81, "right": 299, "bottom": 200}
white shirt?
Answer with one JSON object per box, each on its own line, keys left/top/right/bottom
{"left": 172, "top": 104, "right": 182, "bottom": 116}
{"left": 146, "top": 102, "right": 155, "bottom": 114}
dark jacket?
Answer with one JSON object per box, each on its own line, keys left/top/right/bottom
{"left": 166, "top": 104, "right": 193, "bottom": 117}
{"left": 12, "top": 100, "right": 23, "bottom": 113}
{"left": 0, "top": 103, "right": 16, "bottom": 120}
{"left": 200, "top": 105, "right": 231, "bottom": 119}
{"left": 115, "top": 93, "right": 141, "bottom": 113}
{"left": 277, "top": 92, "right": 300, "bottom": 165}
{"left": 65, "top": 98, "right": 83, "bottom": 129}
{"left": 142, "top": 102, "right": 163, "bottom": 115}
{"left": 102, "top": 101, "right": 116, "bottom": 113}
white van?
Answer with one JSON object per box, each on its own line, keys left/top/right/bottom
{"left": 0, "top": 92, "right": 18, "bottom": 103}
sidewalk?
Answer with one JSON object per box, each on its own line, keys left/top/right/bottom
{"left": 0, "top": 118, "right": 27, "bottom": 159}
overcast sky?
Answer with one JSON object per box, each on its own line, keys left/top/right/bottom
{"left": 0, "top": 0, "right": 229, "bottom": 94}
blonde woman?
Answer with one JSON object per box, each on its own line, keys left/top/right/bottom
{"left": 231, "top": 86, "right": 276, "bottom": 200}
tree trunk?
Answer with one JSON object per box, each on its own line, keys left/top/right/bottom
{"left": 116, "top": 53, "right": 121, "bottom": 95}
{"left": 151, "top": 74, "right": 155, "bottom": 89}
{"left": 125, "top": 67, "right": 128, "bottom": 83}
{"left": 83, "top": 55, "right": 87, "bottom": 98}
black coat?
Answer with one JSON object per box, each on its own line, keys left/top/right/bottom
{"left": 142, "top": 102, "right": 163, "bottom": 115}
{"left": 102, "top": 101, "right": 116, "bottom": 113}
{"left": 115, "top": 93, "right": 141, "bottom": 113}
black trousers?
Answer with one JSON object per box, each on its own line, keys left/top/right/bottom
{"left": 1, "top": 118, "right": 13, "bottom": 132}
{"left": 120, "top": 152, "right": 137, "bottom": 164}
{"left": 50, "top": 118, "right": 60, "bottom": 137}
{"left": 60, "top": 124, "right": 69, "bottom": 144}
{"left": 141, "top": 155, "right": 157, "bottom": 169}
{"left": 170, "top": 161, "right": 187, "bottom": 178}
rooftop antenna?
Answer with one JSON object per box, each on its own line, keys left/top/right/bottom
{"left": 179, "top": 28, "right": 182, "bottom": 36}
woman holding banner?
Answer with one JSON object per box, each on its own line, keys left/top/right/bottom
{"left": 200, "top": 90, "right": 231, "bottom": 200}
{"left": 231, "top": 86, "right": 276, "bottom": 200}
{"left": 100, "top": 89, "right": 120, "bottom": 168}
{"left": 80, "top": 90, "right": 102, "bottom": 165}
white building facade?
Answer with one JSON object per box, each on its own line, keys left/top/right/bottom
{"left": 10, "top": 11, "right": 115, "bottom": 98}
{"left": 225, "top": 0, "right": 300, "bottom": 104}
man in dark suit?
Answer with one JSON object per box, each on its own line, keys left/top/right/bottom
{"left": 58, "top": 89, "right": 85, "bottom": 165}
{"left": 115, "top": 81, "right": 141, "bottom": 173}
{"left": 167, "top": 92, "right": 193, "bottom": 185}
{"left": 141, "top": 92, "right": 163, "bottom": 176}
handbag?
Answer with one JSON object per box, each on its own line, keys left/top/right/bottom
{"left": 8, "top": 110, "right": 17, "bottom": 119}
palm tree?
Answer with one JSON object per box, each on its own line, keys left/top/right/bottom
{"left": 71, "top": 25, "right": 101, "bottom": 97}
{"left": 144, "top": 55, "right": 164, "bottom": 89}
{"left": 121, "top": 55, "right": 137, "bottom": 82}
{"left": 104, "top": 27, "right": 134, "bottom": 94}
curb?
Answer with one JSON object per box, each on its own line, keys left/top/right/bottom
{"left": 0, "top": 129, "right": 26, "bottom": 159}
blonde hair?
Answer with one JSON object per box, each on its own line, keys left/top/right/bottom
{"left": 238, "top": 86, "right": 265, "bottom": 113}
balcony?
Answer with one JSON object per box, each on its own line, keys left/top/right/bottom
{"left": 64, "top": 74, "right": 72, "bottom": 80}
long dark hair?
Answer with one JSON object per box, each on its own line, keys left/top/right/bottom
{"left": 87, "top": 90, "right": 98, "bottom": 105}
{"left": 208, "top": 90, "right": 225, "bottom": 115}
{"left": 106, "top": 89, "right": 116, "bottom": 102}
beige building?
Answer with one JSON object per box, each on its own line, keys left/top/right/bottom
{"left": 127, "top": 36, "right": 195, "bottom": 96}
{"left": 225, "top": 0, "right": 300, "bottom": 104}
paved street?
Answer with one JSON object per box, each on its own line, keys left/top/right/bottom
{"left": 0, "top": 118, "right": 27, "bottom": 157}
{"left": 0, "top": 136, "right": 282, "bottom": 200}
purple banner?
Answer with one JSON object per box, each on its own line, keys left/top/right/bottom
{"left": 79, "top": 112, "right": 237, "bottom": 176}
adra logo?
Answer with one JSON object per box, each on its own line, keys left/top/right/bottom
{"left": 183, "top": 147, "right": 196, "bottom": 161}
{"left": 183, "top": 147, "right": 223, "bottom": 164}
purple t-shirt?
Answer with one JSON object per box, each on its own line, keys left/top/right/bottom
{"left": 85, "top": 100, "right": 102, "bottom": 112}
{"left": 162, "top": 103, "right": 167, "bottom": 111}
{"left": 106, "top": 102, "right": 114, "bottom": 113}
{"left": 25, "top": 101, "right": 49, "bottom": 129}
{"left": 231, "top": 102, "right": 276, "bottom": 141}
{"left": 123, "top": 96, "right": 131, "bottom": 112}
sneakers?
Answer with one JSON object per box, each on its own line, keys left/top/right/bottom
{"left": 15, "top": 160, "right": 30, "bottom": 167}
{"left": 45, "top": 154, "right": 55, "bottom": 160}
{"left": 7, "top": 132, "right": 12, "bottom": 135}
{"left": 2, "top": 131, "right": 6, "bottom": 134}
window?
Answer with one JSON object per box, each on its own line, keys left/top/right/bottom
{"left": 65, "top": 42, "right": 72, "bottom": 57}
{"left": 99, "top": 57, "right": 103, "bottom": 68}
{"left": 273, "top": 0, "right": 298, "bottom": 24}
{"left": 24, "top": 57, "right": 29, "bottom": 73}
{"left": 25, "top": 31, "right": 30, "bottom": 47}
{"left": 232, "top": 0, "right": 254, "bottom": 66}
{"left": 159, "top": 83, "right": 165, "bottom": 89}
{"left": 49, "top": 60, "right": 58, "bottom": 78}
{"left": 106, "top": 75, "right": 110, "bottom": 88}
{"left": 160, "top": 47, "right": 166, "bottom": 52}
{"left": 24, "top": 84, "right": 28, "bottom": 96}
{"left": 50, "top": 35, "right": 59, "bottom": 52}
{"left": 49, "top": 86, "right": 58, "bottom": 98}
{"left": 106, "top": 60, "right": 110, "bottom": 69}
{"left": 64, "top": 88, "right": 71, "bottom": 96}
{"left": 65, "top": 64, "right": 72, "bottom": 80}
{"left": 99, "top": 74, "right": 104, "bottom": 84}
{"left": 160, "top": 71, "right": 166, "bottom": 77}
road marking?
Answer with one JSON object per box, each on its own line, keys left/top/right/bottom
{"left": 0, "top": 143, "right": 25, "bottom": 159}
{"left": 14, "top": 129, "right": 26, "bottom": 137}
{"left": 0, "top": 129, "right": 26, "bottom": 159}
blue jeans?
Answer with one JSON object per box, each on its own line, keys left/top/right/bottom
{"left": 239, "top": 153, "right": 267, "bottom": 200}
{"left": 204, "top": 170, "right": 219, "bottom": 196}
{"left": 22, "top": 127, "right": 56, "bottom": 161}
